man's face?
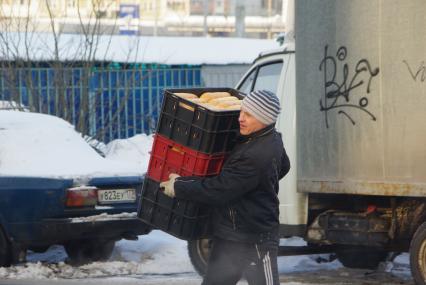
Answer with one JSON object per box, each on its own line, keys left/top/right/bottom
{"left": 238, "top": 109, "right": 267, "bottom": 135}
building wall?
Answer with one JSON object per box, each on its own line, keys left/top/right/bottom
{"left": 131, "top": 0, "right": 190, "bottom": 20}
{"left": 0, "top": 0, "right": 283, "bottom": 19}
{"left": 0, "top": 0, "right": 285, "bottom": 38}
{"left": 189, "top": 0, "right": 282, "bottom": 16}
{"left": 0, "top": 0, "right": 116, "bottom": 20}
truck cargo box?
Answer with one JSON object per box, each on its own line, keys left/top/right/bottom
{"left": 296, "top": 0, "right": 426, "bottom": 197}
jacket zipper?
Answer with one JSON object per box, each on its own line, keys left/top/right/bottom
{"left": 229, "top": 207, "right": 236, "bottom": 230}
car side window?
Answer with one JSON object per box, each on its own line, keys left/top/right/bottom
{"left": 252, "top": 62, "right": 283, "bottom": 94}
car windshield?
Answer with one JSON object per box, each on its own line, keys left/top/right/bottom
{"left": 0, "top": 110, "right": 143, "bottom": 180}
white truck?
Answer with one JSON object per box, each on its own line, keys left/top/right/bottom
{"left": 188, "top": 1, "right": 426, "bottom": 284}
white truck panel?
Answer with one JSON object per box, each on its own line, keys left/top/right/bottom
{"left": 276, "top": 53, "right": 308, "bottom": 224}
{"left": 296, "top": 0, "right": 426, "bottom": 196}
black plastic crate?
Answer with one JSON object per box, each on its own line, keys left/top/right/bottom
{"left": 157, "top": 88, "right": 244, "bottom": 154}
{"left": 137, "top": 177, "right": 211, "bottom": 240}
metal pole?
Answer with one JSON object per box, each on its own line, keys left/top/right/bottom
{"left": 203, "top": 0, "right": 208, "bottom": 36}
{"left": 154, "top": 0, "right": 158, "bottom": 36}
{"left": 235, "top": 0, "right": 245, "bottom": 37}
{"left": 267, "top": 0, "right": 272, "bottom": 38}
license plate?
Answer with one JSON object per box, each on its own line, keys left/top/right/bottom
{"left": 97, "top": 189, "right": 136, "bottom": 204}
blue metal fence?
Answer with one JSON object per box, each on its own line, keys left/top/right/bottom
{"left": 0, "top": 64, "right": 202, "bottom": 142}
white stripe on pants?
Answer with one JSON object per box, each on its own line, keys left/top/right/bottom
{"left": 262, "top": 251, "right": 273, "bottom": 285}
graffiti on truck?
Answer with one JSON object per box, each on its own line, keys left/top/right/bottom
{"left": 319, "top": 45, "right": 380, "bottom": 128}
{"left": 403, "top": 60, "right": 426, "bottom": 82}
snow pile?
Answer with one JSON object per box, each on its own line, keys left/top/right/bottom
{"left": 0, "top": 100, "right": 28, "bottom": 111}
{"left": 0, "top": 231, "right": 194, "bottom": 280}
{"left": 384, "top": 253, "right": 412, "bottom": 279}
{"left": 104, "top": 134, "right": 153, "bottom": 174}
{"left": 0, "top": 110, "right": 152, "bottom": 181}
{"left": 70, "top": 212, "right": 137, "bottom": 223}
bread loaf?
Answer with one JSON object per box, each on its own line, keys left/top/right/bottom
{"left": 188, "top": 98, "right": 203, "bottom": 103}
{"left": 173, "top": 90, "right": 240, "bottom": 111}
{"left": 209, "top": 96, "right": 239, "bottom": 105}
{"left": 200, "top": 99, "right": 242, "bottom": 111}
{"left": 174, "top": 92, "right": 198, "bottom": 99}
{"left": 215, "top": 100, "right": 242, "bottom": 108}
{"left": 199, "top": 103, "right": 218, "bottom": 110}
{"left": 223, "top": 104, "right": 242, "bottom": 110}
{"left": 200, "top": 92, "right": 231, "bottom": 101}
{"left": 198, "top": 97, "right": 211, "bottom": 103}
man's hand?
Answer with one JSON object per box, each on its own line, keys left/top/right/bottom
{"left": 159, "top": 173, "right": 180, "bottom": 198}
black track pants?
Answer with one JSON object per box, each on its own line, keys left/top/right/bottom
{"left": 202, "top": 238, "right": 279, "bottom": 285}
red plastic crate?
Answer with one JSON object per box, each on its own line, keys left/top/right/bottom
{"left": 147, "top": 134, "right": 227, "bottom": 182}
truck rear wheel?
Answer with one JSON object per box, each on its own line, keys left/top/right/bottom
{"left": 410, "top": 222, "right": 426, "bottom": 285}
{"left": 336, "top": 246, "right": 387, "bottom": 269}
{"left": 187, "top": 238, "right": 211, "bottom": 276}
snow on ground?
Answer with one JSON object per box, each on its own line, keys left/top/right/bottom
{"left": 0, "top": 230, "right": 412, "bottom": 283}
{"left": 9, "top": 231, "right": 194, "bottom": 280}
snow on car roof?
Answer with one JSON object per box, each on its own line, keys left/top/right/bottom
{"left": 0, "top": 110, "right": 151, "bottom": 183}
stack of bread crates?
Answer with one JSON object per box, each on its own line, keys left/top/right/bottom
{"left": 137, "top": 88, "right": 244, "bottom": 240}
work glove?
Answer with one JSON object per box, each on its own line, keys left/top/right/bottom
{"left": 159, "top": 173, "right": 180, "bottom": 198}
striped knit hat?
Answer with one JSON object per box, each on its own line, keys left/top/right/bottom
{"left": 241, "top": 90, "right": 281, "bottom": 125}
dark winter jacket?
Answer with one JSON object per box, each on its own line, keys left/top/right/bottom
{"left": 174, "top": 124, "right": 290, "bottom": 243}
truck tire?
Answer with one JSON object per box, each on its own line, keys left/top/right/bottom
{"left": 336, "top": 246, "right": 387, "bottom": 269}
{"left": 187, "top": 238, "right": 211, "bottom": 276}
{"left": 410, "top": 222, "right": 426, "bottom": 285}
{"left": 65, "top": 239, "right": 115, "bottom": 265}
{"left": 0, "top": 228, "right": 11, "bottom": 267}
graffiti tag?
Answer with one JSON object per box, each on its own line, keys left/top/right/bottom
{"left": 403, "top": 60, "right": 426, "bottom": 82}
{"left": 319, "top": 45, "right": 380, "bottom": 128}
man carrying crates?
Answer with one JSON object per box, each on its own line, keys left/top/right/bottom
{"left": 160, "top": 90, "right": 290, "bottom": 285}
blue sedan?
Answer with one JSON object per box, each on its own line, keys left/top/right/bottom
{"left": 0, "top": 110, "right": 150, "bottom": 265}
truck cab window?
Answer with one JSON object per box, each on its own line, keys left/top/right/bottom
{"left": 237, "top": 61, "right": 283, "bottom": 95}
{"left": 253, "top": 62, "right": 283, "bottom": 94}
{"left": 238, "top": 70, "right": 256, "bottom": 95}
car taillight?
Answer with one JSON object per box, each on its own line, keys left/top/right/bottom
{"left": 66, "top": 186, "right": 98, "bottom": 207}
